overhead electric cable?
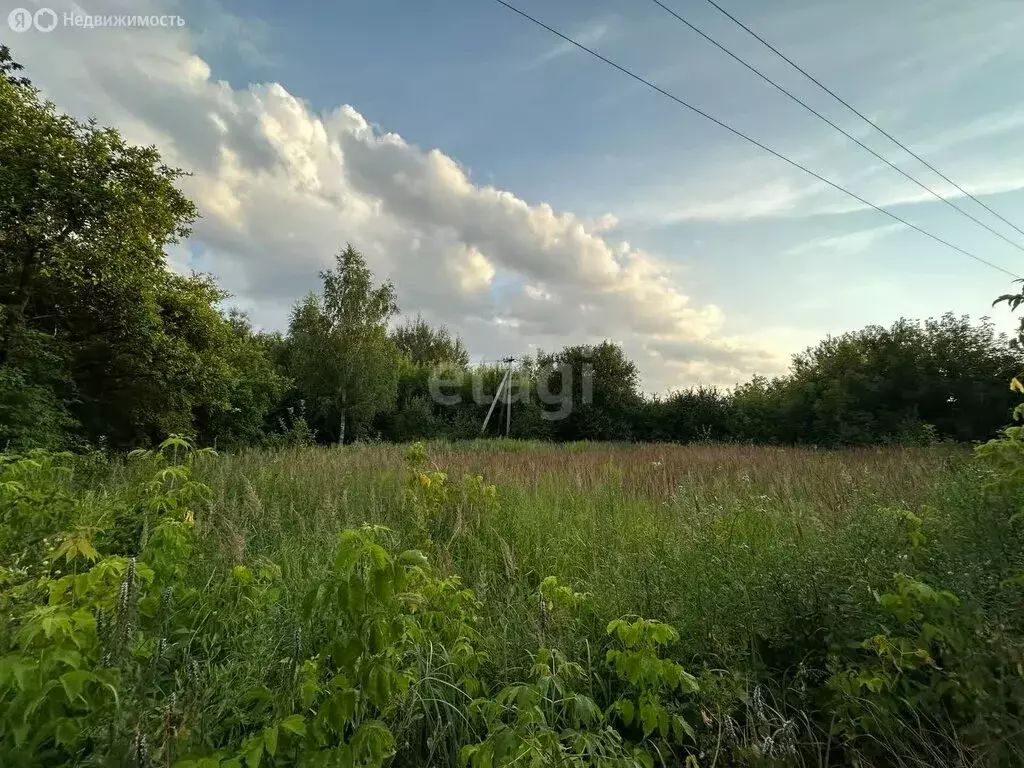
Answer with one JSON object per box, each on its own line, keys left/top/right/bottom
{"left": 487, "top": 0, "right": 1020, "bottom": 279}
{"left": 697, "top": 0, "right": 1024, "bottom": 242}
{"left": 645, "top": 0, "right": 1024, "bottom": 256}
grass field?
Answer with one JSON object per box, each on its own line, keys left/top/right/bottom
{"left": 4, "top": 439, "right": 1024, "bottom": 767}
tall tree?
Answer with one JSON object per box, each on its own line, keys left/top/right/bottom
{"left": 750, "top": 314, "right": 1022, "bottom": 445}
{"left": 288, "top": 245, "right": 400, "bottom": 443}
{"left": 540, "top": 341, "right": 641, "bottom": 441}
{"left": 0, "top": 51, "right": 284, "bottom": 449}
{"left": 391, "top": 314, "right": 469, "bottom": 367}
{"left": 0, "top": 70, "right": 195, "bottom": 369}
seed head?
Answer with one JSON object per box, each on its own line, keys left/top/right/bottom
{"left": 776, "top": 719, "right": 797, "bottom": 757}
{"left": 724, "top": 715, "right": 739, "bottom": 745}
{"left": 752, "top": 685, "right": 767, "bottom": 724}
{"left": 186, "top": 658, "right": 201, "bottom": 691}
{"left": 154, "top": 637, "right": 168, "bottom": 666}
{"left": 95, "top": 608, "right": 106, "bottom": 645}
{"left": 130, "top": 729, "right": 149, "bottom": 767}
{"left": 160, "top": 586, "right": 174, "bottom": 615}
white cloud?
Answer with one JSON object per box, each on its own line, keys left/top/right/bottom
{"left": 524, "top": 17, "right": 610, "bottom": 70}
{"left": 8, "top": 0, "right": 786, "bottom": 392}
{"left": 786, "top": 223, "right": 902, "bottom": 258}
{"left": 626, "top": 148, "right": 1024, "bottom": 227}
{"left": 611, "top": 0, "right": 1024, "bottom": 229}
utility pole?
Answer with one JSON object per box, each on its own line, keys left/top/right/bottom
{"left": 480, "top": 356, "right": 517, "bottom": 437}
{"left": 501, "top": 356, "right": 515, "bottom": 438}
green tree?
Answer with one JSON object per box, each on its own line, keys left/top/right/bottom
{"left": 0, "top": 58, "right": 284, "bottom": 449}
{"left": 392, "top": 313, "right": 469, "bottom": 367}
{"left": 994, "top": 279, "right": 1024, "bottom": 350}
{"left": 0, "top": 44, "right": 29, "bottom": 88}
{"left": 745, "top": 314, "right": 1022, "bottom": 445}
{"left": 0, "top": 71, "right": 195, "bottom": 369}
{"left": 540, "top": 341, "right": 641, "bottom": 441}
{"left": 192, "top": 309, "right": 290, "bottom": 448}
{"left": 288, "top": 245, "right": 400, "bottom": 443}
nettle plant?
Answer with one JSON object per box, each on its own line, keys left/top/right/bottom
{"left": 975, "top": 378, "right": 1024, "bottom": 533}
{"left": 827, "top": 573, "right": 966, "bottom": 740}
{"left": 0, "top": 450, "right": 79, "bottom": 570}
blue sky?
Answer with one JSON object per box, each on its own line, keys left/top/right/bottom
{"left": 7, "top": 0, "right": 1024, "bottom": 390}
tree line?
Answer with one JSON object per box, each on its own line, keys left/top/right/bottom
{"left": 2, "top": 45, "right": 1021, "bottom": 451}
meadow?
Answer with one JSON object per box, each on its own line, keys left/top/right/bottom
{"left": 3, "top": 438, "right": 1023, "bottom": 767}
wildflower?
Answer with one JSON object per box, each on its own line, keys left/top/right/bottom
{"left": 538, "top": 591, "right": 550, "bottom": 631}
{"left": 118, "top": 558, "right": 137, "bottom": 616}
{"left": 114, "top": 557, "right": 139, "bottom": 656}
{"left": 163, "top": 701, "right": 174, "bottom": 740}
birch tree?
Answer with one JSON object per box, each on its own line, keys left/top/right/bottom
{"left": 288, "top": 245, "right": 399, "bottom": 443}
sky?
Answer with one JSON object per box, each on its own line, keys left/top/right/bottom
{"left": 5, "top": 0, "right": 1024, "bottom": 393}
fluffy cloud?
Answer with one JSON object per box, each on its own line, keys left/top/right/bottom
{"left": 9, "top": 0, "right": 788, "bottom": 392}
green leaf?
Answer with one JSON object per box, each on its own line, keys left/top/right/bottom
{"left": 262, "top": 726, "right": 278, "bottom": 757}
{"left": 0, "top": 656, "right": 36, "bottom": 691}
{"left": 54, "top": 717, "right": 80, "bottom": 747}
{"left": 244, "top": 740, "right": 263, "bottom": 768}
{"left": 640, "top": 700, "right": 658, "bottom": 737}
{"left": 612, "top": 698, "right": 634, "bottom": 726}
{"left": 280, "top": 714, "right": 306, "bottom": 736}
{"left": 398, "top": 549, "right": 429, "bottom": 568}
{"left": 60, "top": 669, "right": 92, "bottom": 703}
{"left": 672, "top": 714, "right": 696, "bottom": 742}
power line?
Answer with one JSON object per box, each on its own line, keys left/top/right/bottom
{"left": 646, "top": 0, "right": 1024, "bottom": 257}
{"left": 488, "top": 0, "right": 1020, "bottom": 279}
{"left": 698, "top": 0, "right": 1024, "bottom": 242}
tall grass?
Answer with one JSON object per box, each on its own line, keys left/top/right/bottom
{"left": 32, "top": 440, "right": 1022, "bottom": 765}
